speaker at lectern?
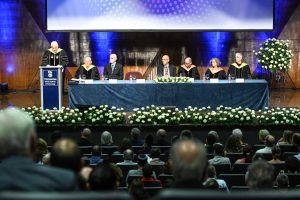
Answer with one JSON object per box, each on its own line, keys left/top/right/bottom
{"left": 39, "top": 66, "right": 63, "bottom": 110}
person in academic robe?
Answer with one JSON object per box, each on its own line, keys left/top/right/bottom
{"left": 103, "top": 54, "right": 123, "bottom": 80}
{"left": 75, "top": 57, "right": 99, "bottom": 80}
{"left": 157, "top": 55, "right": 177, "bottom": 77}
{"left": 205, "top": 58, "right": 226, "bottom": 79}
{"left": 177, "top": 57, "right": 200, "bottom": 79}
{"left": 41, "top": 41, "right": 69, "bottom": 67}
{"left": 228, "top": 52, "right": 251, "bottom": 79}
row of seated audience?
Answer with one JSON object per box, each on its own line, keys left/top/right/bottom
{"left": 1, "top": 107, "right": 300, "bottom": 200}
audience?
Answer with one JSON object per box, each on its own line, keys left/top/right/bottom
{"left": 114, "top": 137, "right": 132, "bottom": 154}
{"left": 232, "top": 128, "right": 248, "bottom": 146}
{"left": 292, "top": 133, "right": 300, "bottom": 161}
{"left": 224, "top": 134, "right": 243, "bottom": 153}
{"left": 254, "top": 135, "right": 275, "bottom": 159}
{"left": 278, "top": 130, "right": 293, "bottom": 145}
{"left": 268, "top": 145, "right": 284, "bottom": 164}
{"left": 246, "top": 160, "right": 275, "bottom": 190}
{"left": 35, "top": 138, "right": 48, "bottom": 164}
{"left": 100, "top": 131, "right": 114, "bottom": 146}
{"left": 205, "top": 130, "right": 219, "bottom": 154}
{"left": 89, "top": 145, "right": 103, "bottom": 165}
{"left": 127, "top": 154, "right": 155, "bottom": 183}
{"left": 204, "top": 165, "right": 229, "bottom": 192}
{"left": 130, "top": 127, "right": 144, "bottom": 146}
{"left": 209, "top": 143, "right": 231, "bottom": 166}
{"left": 78, "top": 128, "right": 94, "bottom": 146}
{"left": 88, "top": 164, "right": 117, "bottom": 191}
{"left": 285, "top": 156, "right": 300, "bottom": 173}
{"left": 129, "top": 178, "right": 147, "bottom": 200}
{"left": 257, "top": 129, "right": 270, "bottom": 145}
{"left": 179, "top": 129, "right": 193, "bottom": 140}
{"left": 142, "top": 164, "right": 162, "bottom": 187}
{"left": 170, "top": 139, "right": 207, "bottom": 188}
{"left": 234, "top": 145, "right": 253, "bottom": 164}
{"left": 154, "top": 129, "right": 171, "bottom": 146}
{"left": 149, "top": 148, "right": 165, "bottom": 165}
{"left": 139, "top": 135, "right": 154, "bottom": 154}
{"left": 0, "top": 107, "right": 77, "bottom": 191}
{"left": 276, "top": 173, "right": 289, "bottom": 190}
{"left": 117, "top": 149, "right": 137, "bottom": 165}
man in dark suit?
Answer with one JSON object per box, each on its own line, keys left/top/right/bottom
{"left": 0, "top": 107, "right": 77, "bottom": 191}
{"left": 103, "top": 53, "right": 123, "bottom": 80}
{"left": 157, "top": 55, "right": 177, "bottom": 77}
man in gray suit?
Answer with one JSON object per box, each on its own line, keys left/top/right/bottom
{"left": 157, "top": 55, "right": 177, "bottom": 77}
{"left": 103, "top": 53, "right": 123, "bottom": 80}
{"left": 0, "top": 107, "right": 77, "bottom": 191}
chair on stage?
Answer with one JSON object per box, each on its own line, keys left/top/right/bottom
{"left": 124, "top": 71, "right": 143, "bottom": 80}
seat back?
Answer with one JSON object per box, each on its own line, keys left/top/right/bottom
{"left": 101, "top": 146, "right": 119, "bottom": 155}
{"left": 125, "top": 71, "right": 143, "bottom": 80}
{"left": 117, "top": 164, "right": 138, "bottom": 179}
{"left": 231, "top": 163, "right": 250, "bottom": 174}
{"left": 226, "top": 153, "right": 243, "bottom": 164}
{"left": 218, "top": 174, "right": 246, "bottom": 188}
{"left": 158, "top": 174, "right": 174, "bottom": 188}
{"left": 278, "top": 145, "right": 298, "bottom": 154}
{"left": 213, "top": 164, "right": 231, "bottom": 175}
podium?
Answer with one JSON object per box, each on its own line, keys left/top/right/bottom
{"left": 39, "top": 66, "right": 63, "bottom": 110}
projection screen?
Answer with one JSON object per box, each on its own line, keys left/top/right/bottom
{"left": 47, "top": 0, "right": 274, "bottom": 31}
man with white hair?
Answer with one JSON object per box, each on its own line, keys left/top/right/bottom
{"left": 75, "top": 57, "right": 100, "bottom": 80}
{"left": 41, "top": 41, "right": 69, "bottom": 67}
{"left": 0, "top": 107, "right": 77, "bottom": 191}
{"left": 228, "top": 52, "right": 251, "bottom": 79}
{"left": 157, "top": 55, "right": 176, "bottom": 77}
{"left": 103, "top": 53, "right": 123, "bottom": 80}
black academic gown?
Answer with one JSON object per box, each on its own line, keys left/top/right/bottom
{"left": 205, "top": 68, "right": 226, "bottom": 80}
{"left": 228, "top": 62, "right": 251, "bottom": 79}
{"left": 41, "top": 48, "right": 69, "bottom": 67}
{"left": 177, "top": 65, "right": 200, "bottom": 79}
{"left": 103, "top": 63, "right": 123, "bottom": 80}
{"left": 75, "top": 64, "right": 100, "bottom": 80}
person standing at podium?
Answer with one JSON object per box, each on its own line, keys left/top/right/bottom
{"left": 228, "top": 53, "right": 251, "bottom": 79}
{"left": 75, "top": 57, "right": 100, "bottom": 80}
{"left": 103, "top": 54, "right": 123, "bottom": 80}
{"left": 41, "top": 41, "right": 69, "bottom": 68}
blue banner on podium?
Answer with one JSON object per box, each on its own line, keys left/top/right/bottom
{"left": 40, "top": 66, "right": 62, "bottom": 110}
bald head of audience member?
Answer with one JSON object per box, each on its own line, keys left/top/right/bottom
{"left": 50, "top": 138, "right": 82, "bottom": 173}
{"left": 265, "top": 135, "right": 275, "bottom": 147}
{"left": 0, "top": 107, "right": 36, "bottom": 159}
{"left": 171, "top": 140, "right": 207, "bottom": 182}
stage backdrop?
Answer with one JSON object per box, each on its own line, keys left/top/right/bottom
{"left": 0, "top": 0, "right": 300, "bottom": 89}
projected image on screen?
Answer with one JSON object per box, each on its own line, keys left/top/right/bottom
{"left": 47, "top": 0, "right": 274, "bottom": 31}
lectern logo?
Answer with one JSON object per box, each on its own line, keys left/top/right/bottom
{"left": 48, "top": 70, "right": 53, "bottom": 78}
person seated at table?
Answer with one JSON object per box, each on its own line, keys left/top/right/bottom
{"left": 157, "top": 55, "right": 176, "bottom": 77}
{"left": 177, "top": 57, "right": 200, "bottom": 79}
{"left": 75, "top": 56, "right": 99, "bottom": 80}
{"left": 205, "top": 58, "right": 226, "bottom": 80}
{"left": 103, "top": 53, "right": 123, "bottom": 80}
{"left": 228, "top": 52, "right": 251, "bottom": 79}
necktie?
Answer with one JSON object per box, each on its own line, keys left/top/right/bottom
{"left": 164, "top": 65, "right": 169, "bottom": 76}
{"left": 111, "top": 64, "right": 115, "bottom": 72}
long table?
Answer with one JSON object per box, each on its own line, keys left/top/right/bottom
{"left": 68, "top": 80, "right": 269, "bottom": 111}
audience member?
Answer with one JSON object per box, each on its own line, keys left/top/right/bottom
{"left": 117, "top": 149, "right": 137, "bottom": 165}
{"left": 170, "top": 139, "right": 207, "bottom": 188}
{"left": 232, "top": 128, "right": 248, "bottom": 147}
{"left": 51, "top": 130, "right": 63, "bottom": 146}
{"left": 257, "top": 129, "right": 270, "bottom": 145}
{"left": 114, "top": 137, "right": 132, "bottom": 154}
{"left": 180, "top": 129, "right": 193, "bottom": 140}
{"left": 285, "top": 156, "right": 300, "bottom": 173}
{"left": 78, "top": 128, "right": 94, "bottom": 146}
{"left": 88, "top": 164, "right": 117, "bottom": 191}
{"left": 89, "top": 145, "right": 103, "bottom": 165}
{"left": 130, "top": 127, "right": 144, "bottom": 146}
{"left": 276, "top": 173, "right": 289, "bottom": 190}
{"left": 129, "top": 178, "right": 148, "bottom": 200}
{"left": 100, "top": 131, "right": 114, "bottom": 146}
{"left": 203, "top": 178, "right": 220, "bottom": 191}
{"left": 205, "top": 130, "right": 219, "bottom": 154}
{"left": 224, "top": 134, "right": 243, "bottom": 153}
{"left": 246, "top": 160, "right": 275, "bottom": 190}
{"left": 139, "top": 135, "right": 154, "bottom": 154}
{"left": 149, "top": 148, "right": 165, "bottom": 165}
{"left": 142, "top": 164, "right": 162, "bottom": 187}
{"left": 293, "top": 133, "right": 300, "bottom": 161}
{"left": 278, "top": 130, "right": 293, "bottom": 145}
{"left": 235, "top": 145, "right": 253, "bottom": 164}
{"left": 268, "top": 145, "right": 284, "bottom": 164}
{"left": 0, "top": 107, "right": 77, "bottom": 191}
{"left": 35, "top": 138, "right": 48, "bottom": 164}
{"left": 254, "top": 135, "right": 275, "bottom": 158}
{"left": 154, "top": 129, "right": 171, "bottom": 146}
{"left": 42, "top": 152, "right": 51, "bottom": 165}
{"left": 209, "top": 143, "right": 231, "bottom": 166}
{"left": 204, "top": 165, "right": 229, "bottom": 192}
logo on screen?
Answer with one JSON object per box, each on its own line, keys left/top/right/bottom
{"left": 48, "top": 70, "right": 53, "bottom": 78}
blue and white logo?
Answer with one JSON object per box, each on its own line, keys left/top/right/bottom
{"left": 48, "top": 70, "right": 53, "bottom": 78}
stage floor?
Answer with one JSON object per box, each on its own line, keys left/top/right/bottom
{"left": 1, "top": 89, "right": 300, "bottom": 110}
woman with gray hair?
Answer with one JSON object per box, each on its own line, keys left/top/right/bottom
{"left": 101, "top": 131, "right": 114, "bottom": 146}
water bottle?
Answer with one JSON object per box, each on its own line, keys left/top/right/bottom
{"left": 228, "top": 74, "right": 231, "bottom": 82}
{"left": 129, "top": 74, "right": 133, "bottom": 81}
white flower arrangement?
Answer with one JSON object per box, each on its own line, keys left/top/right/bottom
{"left": 254, "top": 38, "right": 293, "bottom": 72}
{"left": 154, "top": 76, "right": 191, "bottom": 83}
